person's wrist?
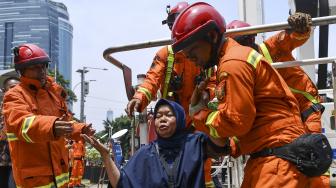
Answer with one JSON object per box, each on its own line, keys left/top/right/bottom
{"left": 101, "top": 152, "right": 111, "bottom": 160}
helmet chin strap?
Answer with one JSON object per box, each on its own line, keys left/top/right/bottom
{"left": 250, "top": 42, "right": 259, "bottom": 52}
{"left": 203, "top": 34, "right": 226, "bottom": 69}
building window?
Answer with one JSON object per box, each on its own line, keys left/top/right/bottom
{"left": 4, "top": 22, "right": 13, "bottom": 68}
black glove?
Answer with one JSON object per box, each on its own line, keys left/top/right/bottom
{"left": 287, "top": 12, "right": 312, "bottom": 33}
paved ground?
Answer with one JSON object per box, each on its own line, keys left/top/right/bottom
{"left": 88, "top": 184, "right": 108, "bottom": 188}
{"left": 78, "top": 179, "right": 108, "bottom": 188}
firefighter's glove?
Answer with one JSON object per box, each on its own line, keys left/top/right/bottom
{"left": 189, "top": 79, "right": 209, "bottom": 116}
{"left": 288, "top": 12, "right": 312, "bottom": 33}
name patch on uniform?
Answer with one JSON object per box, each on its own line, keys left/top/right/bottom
{"left": 215, "top": 84, "right": 225, "bottom": 100}
{"left": 215, "top": 72, "right": 228, "bottom": 100}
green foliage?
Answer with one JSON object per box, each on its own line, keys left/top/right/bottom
{"left": 85, "top": 147, "right": 102, "bottom": 166}
{"left": 48, "top": 69, "right": 77, "bottom": 103}
{"left": 98, "top": 115, "right": 132, "bottom": 159}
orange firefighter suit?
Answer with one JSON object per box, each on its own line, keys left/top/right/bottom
{"left": 261, "top": 29, "right": 329, "bottom": 188}
{"left": 193, "top": 38, "right": 309, "bottom": 187}
{"left": 2, "top": 76, "right": 85, "bottom": 188}
{"left": 133, "top": 45, "right": 200, "bottom": 126}
{"left": 261, "top": 29, "right": 323, "bottom": 133}
{"left": 132, "top": 46, "right": 217, "bottom": 186}
{"left": 69, "top": 140, "right": 85, "bottom": 187}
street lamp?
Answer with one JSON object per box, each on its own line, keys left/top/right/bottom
{"left": 76, "top": 66, "right": 108, "bottom": 122}
{"left": 73, "top": 80, "right": 96, "bottom": 91}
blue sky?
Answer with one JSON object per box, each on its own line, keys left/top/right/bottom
{"left": 57, "top": 0, "right": 335, "bottom": 131}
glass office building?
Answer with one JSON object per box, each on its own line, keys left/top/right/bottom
{"left": 0, "top": 0, "right": 73, "bottom": 83}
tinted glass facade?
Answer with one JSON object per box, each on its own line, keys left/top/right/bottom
{"left": 0, "top": 0, "right": 73, "bottom": 83}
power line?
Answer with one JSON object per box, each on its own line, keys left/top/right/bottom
{"left": 86, "top": 96, "right": 126, "bottom": 104}
{"left": 86, "top": 105, "right": 125, "bottom": 111}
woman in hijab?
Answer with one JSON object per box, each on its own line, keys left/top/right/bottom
{"left": 82, "top": 99, "right": 230, "bottom": 188}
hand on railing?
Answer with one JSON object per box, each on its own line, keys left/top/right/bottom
{"left": 287, "top": 12, "right": 312, "bottom": 34}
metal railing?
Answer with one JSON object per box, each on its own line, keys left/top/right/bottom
{"left": 271, "top": 57, "right": 335, "bottom": 68}
{"left": 103, "top": 15, "right": 336, "bottom": 56}
{"left": 103, "top": 15, "right": 336, "bottom": 101}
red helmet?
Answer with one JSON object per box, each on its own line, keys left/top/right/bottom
{"left": 171, "top": 2, "right": 226, "bottom": 52}
{"left": 13, "top": 43, "right": 50, "bottom": 70}
{"left": 227, "top": 20, "right": 256, "bottom": 46}
{"left": 227, "top": 20, "right": 251, "bottom": 29}
{"left": 162, "top": 2, "right": 189, "bottom": 30}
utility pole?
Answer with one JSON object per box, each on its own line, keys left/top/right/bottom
{"left": 76, "top": 66, "right": 108, "bottom": 122}
{"left": 76, "top": 67, "right": 88, "bottom": 122}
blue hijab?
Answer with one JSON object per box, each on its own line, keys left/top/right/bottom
{"left": 154, "top": 99, "right": 188, "bottom": 161}
{"left": 117, "top": 99, "right": 208, "bottom": 187}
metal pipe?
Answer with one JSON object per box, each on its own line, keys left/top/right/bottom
{"left": 332, "top": 61, "right": 336, "bottom": 128}
{"left": 130, "top": 113, "right": 137, "bottom": 156}
{"left": 318, "top": 89, "right": 333, "bottom": 95}
{"left": 226, "top": 15, "right": 336, "bottom": 37}
{"left": 103, "top": 16, "right": 336, "bottom": 102}
{"left": 272, "top": 57, "right": 336, "bottom": 68}
{"left": 103, "top": 15, "right": 336, "bottom": 57}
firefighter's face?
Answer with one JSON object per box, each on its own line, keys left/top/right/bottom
{"left": 183, "top": 40, "right": 212, "bottom": 68}
{"left": 22, "top": 63, "right": 47, "bottom": 85}
{"left": 154, "top": 105, "right": 177, "bottom": 138}
{"left": 4, "top": 79, "right": 19, "bottom": 92}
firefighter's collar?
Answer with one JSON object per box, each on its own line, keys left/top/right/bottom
{"left": 20, "top": 76, "right": 53, "bottom": 91}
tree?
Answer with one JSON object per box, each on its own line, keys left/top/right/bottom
{"left": 48, "top": 70, "right": 77, "bottom": 103}
{"left": 96, "top": 115, "right": 132, "bottom": 159}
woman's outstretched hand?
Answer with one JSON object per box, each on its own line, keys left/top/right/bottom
{"left": 81, "top": 134, "right": 110, "bottom": 158}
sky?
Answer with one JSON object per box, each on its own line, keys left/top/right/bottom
{"left": 56, "top": 0, "right": 335, "bottom": 131}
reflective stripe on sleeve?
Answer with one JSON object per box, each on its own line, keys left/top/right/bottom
{"left": 6, "top": 133, "right": 18, "bottom": 141}
{"left": 137, "top": 87, "right": 152, "bottom": 102}
{"left": 247, "top": 50, "right": 263, "bottom": 68}
{"left": 36, "top": 182, "right": 56, "bottom": 188}
{"left": 205, "top": 181, "right": 215, "bottom": 188}
{"left": 56, "top": 172, "right": 70, "bottom": 187}
{"left": 205, "top": 111, "right": 220, "bottom": 138}
{"left": 21, "top": 116, "right": 36, "bottom": 143}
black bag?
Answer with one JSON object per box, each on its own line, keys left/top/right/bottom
{"left": 251, "top": 133, "right": 333, "bottom": 177}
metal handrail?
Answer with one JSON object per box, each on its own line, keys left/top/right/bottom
{"left": 272, "top": 57, "right": 335, "bottom": 68}
{"left": 318, "top": 89, "right": 333, "bottom": 95}
{"left": 103, "top": 15, "right": 336, "bottom": 101}
{"left": 103, "top": 15, "right": 336, "bottom": 56}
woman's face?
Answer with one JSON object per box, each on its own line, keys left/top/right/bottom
{"left": 154, "top": 105, "right": 177, "bottom": 138}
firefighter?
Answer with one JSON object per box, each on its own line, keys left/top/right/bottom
{"left": 227, "top": 14, "right": 329, "bottom": 187}
{"left": 126, "top": 2, "right": 218, "bottom": 187}
{"left": 2, "top": 43, "right": 95, "bottom": 188}
{"left": 0, "top": 77, "right": 19, "bottom": 188}
{"left": 227, "top": 14, "right": 323, "bottom": 133}
{"left": 126, "top": 1, "right": 199, "bottom": 127}
{"left": 171, "top": 2, "right": 311, "bottom": 187}
{"left": 69, "top": 140, "right": 85, "bottom": 187}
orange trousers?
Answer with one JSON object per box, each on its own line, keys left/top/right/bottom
{"left": 204, "top": 158, "right": 215, "bottom": 188}
{"left": 69, "top": 159, "right": 84, "bottom": 187}
{"left": 241, "top": 156, "right": 309, "bottom": 188}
